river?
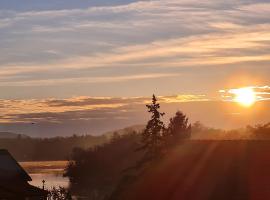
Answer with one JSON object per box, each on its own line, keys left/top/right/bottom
{"left": 19, "top": 161, "right": 70, "bottom": 190}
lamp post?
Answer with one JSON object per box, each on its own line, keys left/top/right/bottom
{"left": 42, "top": 179, "right": 45, "bottom": 190}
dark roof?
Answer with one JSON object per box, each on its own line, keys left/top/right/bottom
{"left": 0, "top": 149, "right": 32, "bottom": 181}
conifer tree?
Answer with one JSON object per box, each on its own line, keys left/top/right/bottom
{"left": 141, "top": 95, "right": 165, "bottom": 160}
{"left": 167, "top": 111, "right": 191, "bottom": 140}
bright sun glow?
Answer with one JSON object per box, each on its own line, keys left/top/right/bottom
{"left": 230, "top": 87, "right": 256, "bottom": 107}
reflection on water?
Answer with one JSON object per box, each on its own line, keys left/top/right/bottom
{"left": 30, "top": 173, "right": 69, "bottom": 189}
{"left": 20, "top": 161, "right": 70, "bottom": 189}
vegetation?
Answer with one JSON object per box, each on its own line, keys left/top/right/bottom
{"left": 165, "top": 111, "right": 191, "bottom": 143}
{"left": 0, "top": 134, "right": 107, "bottom": 161}
{"left": 64, "top": 132, "right": 142, "bottom": 199}
{"left": 47, "top": 187, "right": 72, "bottom": 200}
{"left": 63, "top": 95, "right": 270, "bottom": 199}
{"left": 140, "top": 95, "right": 166, "bottom": 161}
{"left": 64, "top": 95, "right": 193, "bottom": 199}
{"left": 248, "top": 123, "right": 270, "bottom": 139}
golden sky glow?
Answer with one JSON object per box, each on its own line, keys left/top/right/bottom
{"left": 230, "top": 87, "right": 256, "bottom": 107}
{"left": 0, "top": 0, "right": 270, "bottom": 136}
{"left": 0, "top": 92, "right": 269, "bottom": 136}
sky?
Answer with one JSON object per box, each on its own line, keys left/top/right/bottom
{"left": 0, "top": 0, "right": 270, "bottom": 136}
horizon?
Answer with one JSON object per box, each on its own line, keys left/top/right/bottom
{"left": 0, "top": 96, "right": 270, "bottom": 137}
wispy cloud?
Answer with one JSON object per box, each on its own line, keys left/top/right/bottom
{"left": 0, "top": 0, "right": 269, "bottom": 93}
{"left": 0, "top": 94, "right": 208, "bottom": 123}
{"left": 0, "top": 73, "right": 179, "bottom": 86}
{"left": 1, "top": 94, "right": 270, "bottom": 136}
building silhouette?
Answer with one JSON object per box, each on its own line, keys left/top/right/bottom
{"left": 0, "top": 149, "right": 48, "bottom": 199}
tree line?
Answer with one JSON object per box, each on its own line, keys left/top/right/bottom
{"left": 0, "top": 134, "right": 107, "bottom": 161}
{"left": 64, "top": 95, "right": 193, "bottom": 199}
{"left": 64, "top": 95, "right": 270, "bottom": 199}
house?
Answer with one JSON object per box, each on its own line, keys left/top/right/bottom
{"left": 0, "top": 149, "right": 48, "bottom": 200}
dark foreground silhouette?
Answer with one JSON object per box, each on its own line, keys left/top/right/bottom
{"left": 118, "top": 140, "right": 270, "bottom": 200}
{"left": 0, "top": 149, "right": 47, "bottom": 199}
{"left": 65, "top": 96, "right": 270, "bottom": 199}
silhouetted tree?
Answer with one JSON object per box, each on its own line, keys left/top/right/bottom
{"left": 248, "top": 123, "right": 270, "bottom": 139}
{"left": 64, "top": 132, "right": 141, "bottom": 199}
{"left": 192, "top": 121, "right": 205, "bottom": 133}
{"left": 166, "top": 111, "right": 191, "bottom": 140}
{"left": 140, "top": 95, "right": 165, "bottom": 161}
{"left": 47, "top": 187, "right": 72, "bottom": 200}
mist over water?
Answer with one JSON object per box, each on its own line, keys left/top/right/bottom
{"left": 20, "top": 161, "right": 69, "bottom": 189}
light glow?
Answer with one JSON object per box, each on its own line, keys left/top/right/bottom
{"left": 230, "top": 87, "right": 256, "bottom": 107}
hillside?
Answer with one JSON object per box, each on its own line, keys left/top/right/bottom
{"left": 0, "top": 125, "right": 144, "bottom": 161}
{"left": 0, "top": 132, "right": 29, "bottom": 139}
{"left": 118, "top": 140, "right": 270, "bottom": 200}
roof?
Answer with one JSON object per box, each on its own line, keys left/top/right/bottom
{"left": 0, "top": 149, "right": 32, "bottom": 181}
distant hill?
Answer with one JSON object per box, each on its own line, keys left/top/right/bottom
{"left": 0, "top": 125, "right": 144, "bottom": 161}
{"left": 104, "top": 124, "right": 145, "bottom": 139}
{"left": 0, "top": 132, "right": 29, "bottom": 139}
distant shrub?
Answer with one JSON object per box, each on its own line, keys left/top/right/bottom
{"left": 47, "top": 186, "right": 72, "bottom": 200}
{"left": 248, "top": 123, "right": 270, "bottom": 139}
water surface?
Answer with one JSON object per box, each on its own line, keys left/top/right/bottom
{"left": 20, "top": 161, "right": 69, "bottom": 189}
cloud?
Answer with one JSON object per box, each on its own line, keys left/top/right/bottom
{"left": 0, "top": 93, "right": 222, "bottom": 137}
{"left": 239, "top": 3, "right": 270, "bottom": 13}
{"left": 1, "top": 26, "right": 270, "bottom": 87}
{"left": 0, "top": 94, "right": 208, "bottom": 123}
{"left": 0, "top": 0, "right": 270, "bottom": 96}
{"left": 0, "top": 73, "right": 179, "bottom": 86}
{"left": 1, "top": 0, "right": 270, "bottom": 136}
{"left": 1, "top": 94, "right": 270, "bottom": 137}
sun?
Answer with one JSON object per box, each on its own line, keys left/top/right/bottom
{"left": 230, "top": 87, "right": 256, "bottom": 107}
